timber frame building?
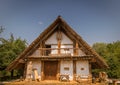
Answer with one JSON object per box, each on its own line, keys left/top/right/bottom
{"left": 6, "top": 16, "right": 108, "bottom": 81}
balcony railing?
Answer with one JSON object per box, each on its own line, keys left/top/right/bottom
{"left": 31, "top": 48, "right": 86, "bottom": 57}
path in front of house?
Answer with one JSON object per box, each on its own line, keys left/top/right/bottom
{"left": 1, "top": 80, "right": 107, "bottom": 85}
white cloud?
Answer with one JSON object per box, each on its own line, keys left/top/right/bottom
{"left": 38, "top": 21, "right": 43, "bottom": 25}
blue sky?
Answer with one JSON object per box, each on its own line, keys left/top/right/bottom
{"left": 0, "top": 0, "right": 120, "bottom": 46}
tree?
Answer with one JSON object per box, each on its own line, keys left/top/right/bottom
{"left": 92, "top": 41, "right": 120, "bottom": 79}
{"left": 0, "top": 26, "right": 4, "bottom": 34}
{"left": 0, "top": 34, "right": 27, "bottom": 67}
{"left": 0, "top": 29, "right": 27, "bottom": 80}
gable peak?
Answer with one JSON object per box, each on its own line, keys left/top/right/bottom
{"left": 58, "top": 15, "right": 61, "bottom": 18}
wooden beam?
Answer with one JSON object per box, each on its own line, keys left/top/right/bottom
{"left": 91, "top": 58, "right": 96, "bottom": 62}
{"left": 89, "top": 62, "right": 92, "bottom": 76}
{"left": 57, "top": 61, "right": 60, "bottom": 80}
{"left": 75, "top": 41, "right": 79, "bottom": 55}
{"left": 73, "top": 60, "right": 76, "bottom": 80}
{"left": 18, "top": 59, "right": 25, "bottom": 63}
{"left": 58, "top": 40, "right": 61, "bottom": 54}
{"left": 56, "top": 28, "right": 62, "bottom": 54}
{"left": 41, "top": 61, "right": 44, "bottom": 80}
{"left": 23, "top": 62, "right": 27, "bottom": 79}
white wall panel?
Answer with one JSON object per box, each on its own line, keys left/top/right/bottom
{"left": 60, "top": 60, "right": 73, "bottom": 80}
{"left": 30, "top": 50, "right": 40, "bottom": 57}
{"left": 61, "top": 45, "right": 73, "bottom": 55}
{"left": 76, "top": 60, "right": 89, "bottom": 76}
{"left": 26, "top": 61, "right": 41, "bottom": 80}
{"left": 78, "top": 49, "right": 86, "bottom": 56}
{"left": 61, "top": 32, "right": 73, "bottom": 44}
{"left": 51, "top": 45, "right": 58, "bottom": 54}
{"left": 32, "top": 61, "right": 41, "bottom": 77}
{"left": 45, "top": 32, "right": 57, "bottom": 44}
{"left": 45, "top": 32, "right": 73, "bottom": 45}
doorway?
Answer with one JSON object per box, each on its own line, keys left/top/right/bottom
{"left": 45, "top": 45, "right": 51, "bottom": 56}
{"left": 44, "top": 61, "right": 58, "bottom": 80}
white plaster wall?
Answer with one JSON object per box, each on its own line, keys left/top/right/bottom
{"left": 61, "top": 32, "right": 73, "bottom": 44}
{"left": 45, "top": 32, "right": 73, "bottom": 55}
{"left": 78, "top": 49, "right": 86, "bottom": 56}
{"left": 45, "top": 32, "right": 57, "bottom": 44}
{"left": 60, "top": 60, "right": 73, "bottom": 80}
{"left": 76, "top": 60, "right": 89, "bottom": 76}
{"left": 45, "top": 32, "right": 73, "bottom": 45}
{"left": 32, "top": 61, "right": 41, "bottom": 79}
{"left": 50, "top": 45, "right": 73, "bottom": 55}
{"left": 51, "top": 45, "right": 58, "bottom": 54}
{"left": 30, "top": 50, "right": 40, "bottom": 57}
{"left": 26, "top": 61, "right": 41, "bottom": 80}
{"left": 61, "top": 45, "right": 73, "bottom": 55}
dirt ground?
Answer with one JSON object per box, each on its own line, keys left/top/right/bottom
{"left": 0, "top": 80, "right": 107, "bottom": 85}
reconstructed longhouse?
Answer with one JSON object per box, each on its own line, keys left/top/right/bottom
{"left": 6, "top": 16, "right": 108, "bottom": 82}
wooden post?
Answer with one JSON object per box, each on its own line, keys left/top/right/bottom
{"left": 88, "top": 61, "right": 92, "bottom": 84}
{"left": 23, "top": 62, "right": 27, "bottom": 79}
{"left": 42, "top": 41, "right": 45, "bottom": 56}
{"left": 89, "top": 62, "right": 92, "bottom": 76}
{"left": 56, "top": 28, "right": 62, "bottom": 55}
{"left": 114, "top": 80, "right": 117, "bottom": 85}
{"left": 73, "top": 61, "right": 76, "bottom": 80}
{"left": 57, "top": 61, "right": 60, "bottom": 80}
{"left": 39, "top": 43, "right": 42, "bottom": 56}
{"left": 73, "top": 41, "right": 76, "bottom": 55}
{"left": 33, "top": 68, "right": 39, "bottom": 81}
{"left": 41, "top": 61, "right": 44, "bottom": 80}
{"left": 11, "top": 70, "right": 14, "bottom": 79}
{"left": 75, "top": 42, "right": 79, "bottom": 55}
{"left": 58, "top": 40, "right": 61, "bottom": 54}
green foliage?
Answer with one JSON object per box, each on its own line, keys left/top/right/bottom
{"left": 0, "top": 26, "right": 4, "bottom": 34}
{"left": 0, "top": 34, "right": 27, "bottom": 67}
{"left": 92, "top": 41, "right": 120, "bottom": 79}
{"left": 0, "top": 30, "right": 27, "bottom": 81}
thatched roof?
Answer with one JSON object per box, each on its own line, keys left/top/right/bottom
{"left": 6, "top": 16, "right": 108, "bottom": 71}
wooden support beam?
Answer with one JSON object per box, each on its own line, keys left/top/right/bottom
{"left": 73, "top": 60, "right": 76, "bottom": 80}
{"left": 57, "top": 61, "right": 60, "bottom": 80}
{"left": 19, "top": 59, "right": 25, "bottom": 63}
{"left": 58, "top": 40, "right": 61, "bottom": 54}
{"left": 41, "top": 61, "right": 44, "bottom": 80}
{"left": 23, "top": 62, "right": 27, "bottom": 79}
{"left": 56, "top": 28, "right": 62, "bottom": 54}
{"left": 89, "top": 62, "right": 92, "bottom": 76}
{"left": 91, "top": 58, "right": 96, "bottom": 62}
{"left": 11, "top": 70, "right": 14, "bottom": 78}
{"left": 39, "top": 43, "right": 42, "bottom": 56}
{"left": 75, "top": 41, "right": 79, "bottom": 55}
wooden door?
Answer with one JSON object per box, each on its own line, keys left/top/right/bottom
{"left": 44, "top": 61, "right": 58, "bottom": 80}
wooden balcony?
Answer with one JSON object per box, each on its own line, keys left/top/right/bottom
{"left": 40, "top": 48, "right": 74, "bottom": 56}
{"left": 28, "top": 48, "right": 93, "bottom": 60}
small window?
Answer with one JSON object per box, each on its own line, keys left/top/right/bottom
{"left": 81, "top": 68, "right": 84, "bottom": 70}
{"left": 45, "top": 45, "right": 51, "bottom": 56}
{"left": 64, "top": 67, "right": 69, "bottom": 70}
